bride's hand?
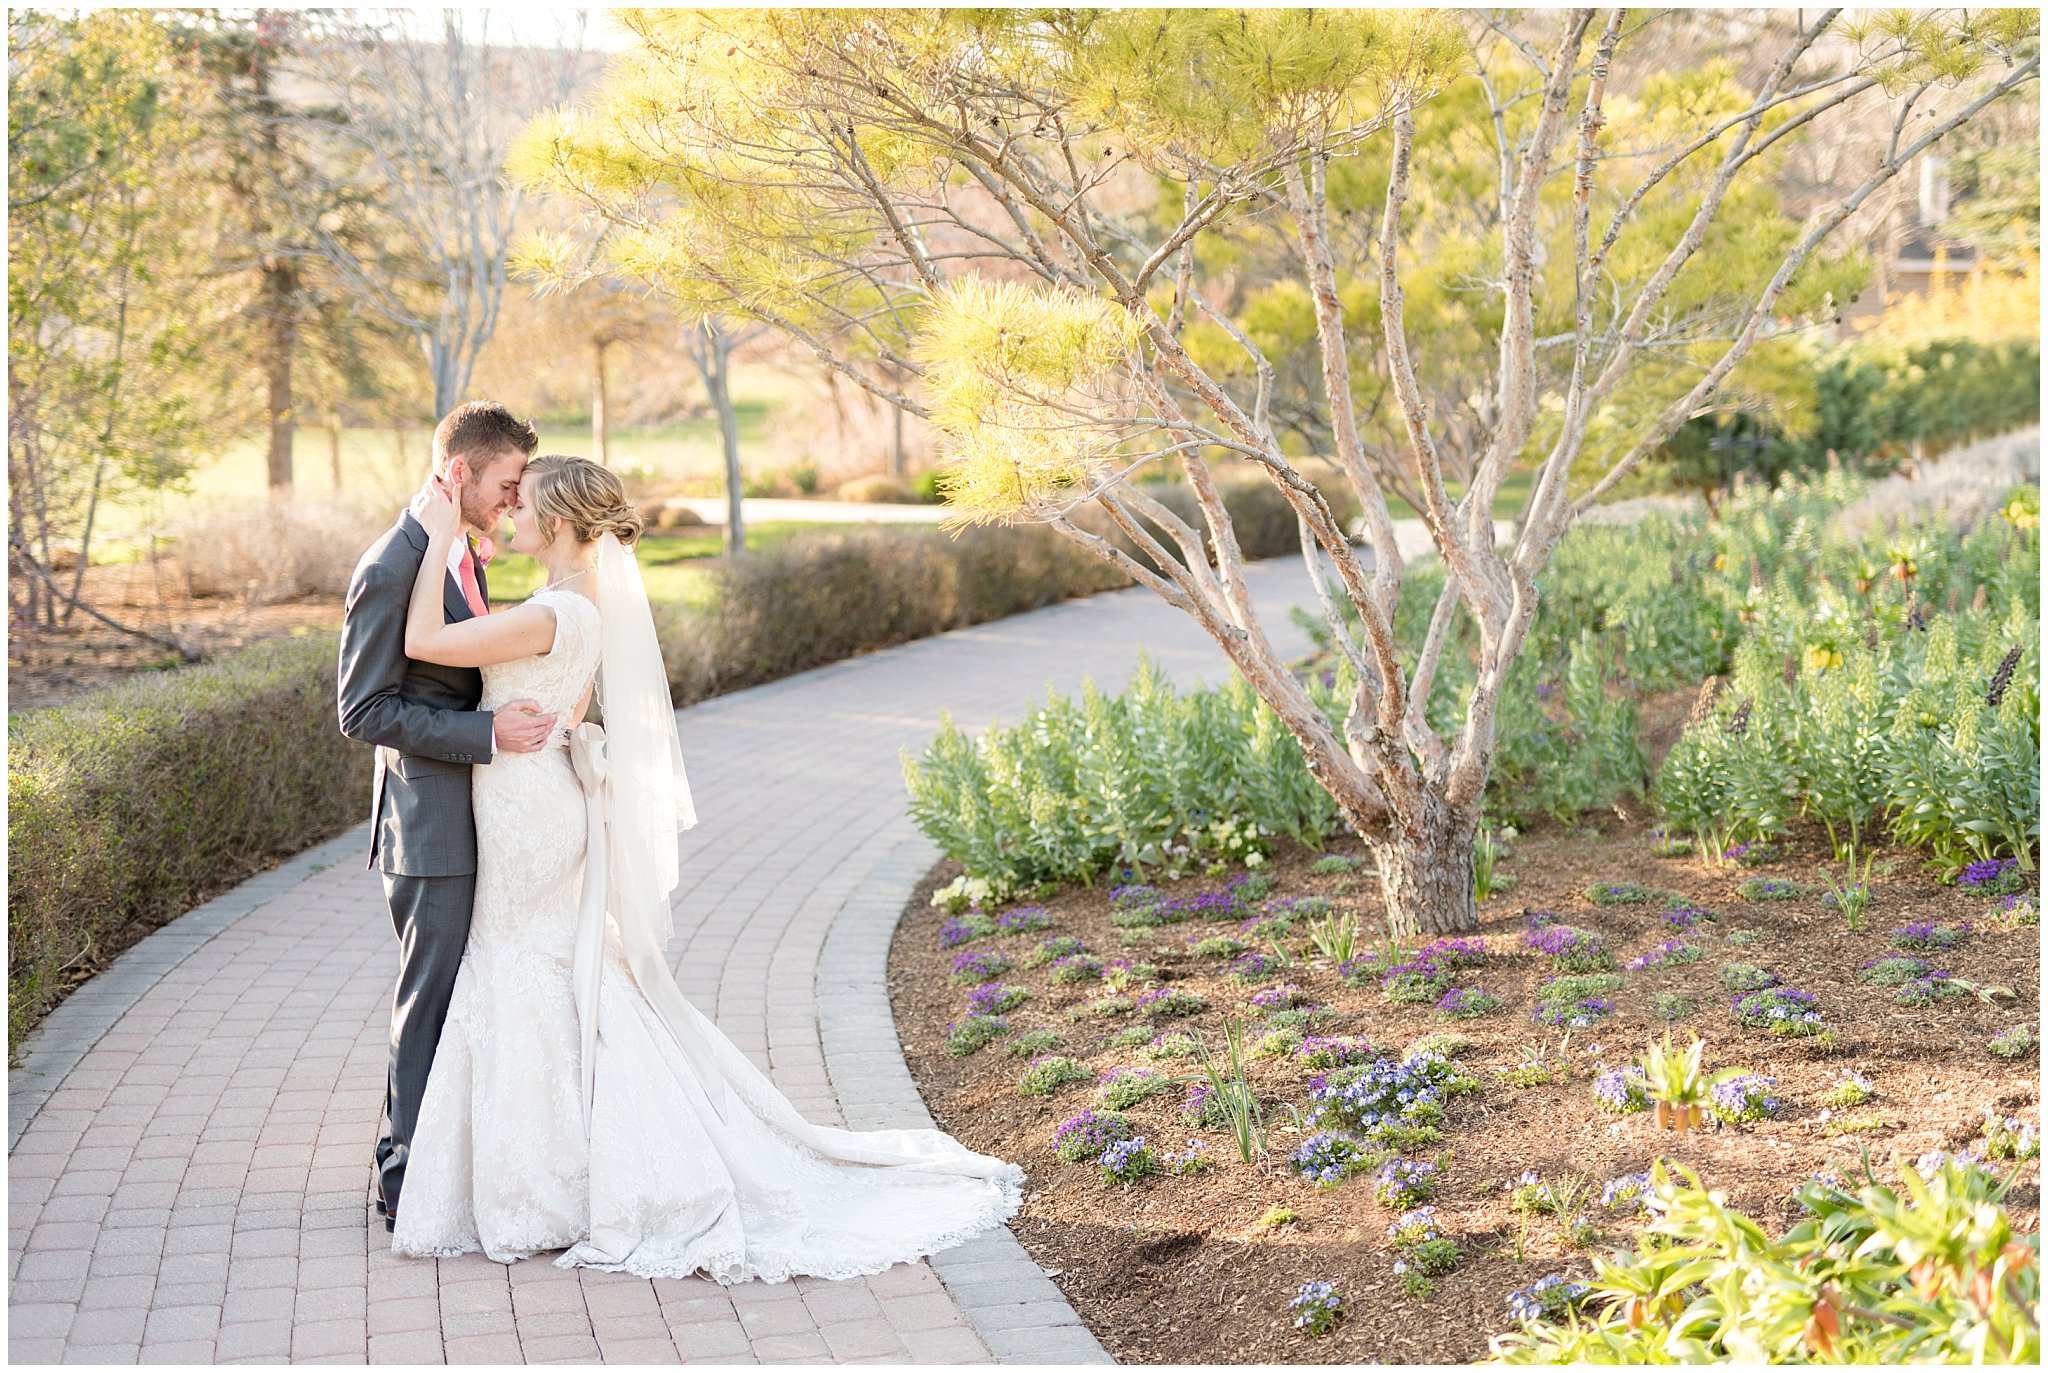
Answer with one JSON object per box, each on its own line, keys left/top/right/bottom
{"left": 416, "top": 476, "right": 463, "bottom": 542}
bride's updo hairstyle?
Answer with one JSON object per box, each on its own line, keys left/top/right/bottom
{"left": 526, "top": 455, "right": 644, "bottom": 548}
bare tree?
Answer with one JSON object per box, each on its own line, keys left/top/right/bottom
{"left": 302, "top": 10, "right": 590, "bottom": 417}
{"left": 679, "top": 317, "right": 771, "bottom": 553}
{"left": 513, "top": 8, "right": 2037, "bottom": 933}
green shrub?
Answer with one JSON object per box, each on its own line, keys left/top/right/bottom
{"left": 664, "top": 524, "right": 1130, "bottom": 703}
{"left": 9, "top": 634, "right": 361, "bottom": 1048}
{"left": 670, "top": 480, "right": 1326, "bottom": 707}
{"left": 904, "top": 652, "right": 1344, "bottom": 901}
{"left": 1490, "top": 1158, "right": 2039, "bottom": 1364}
{"left": 1653, "top": 474, "right": 2038, "bottom": 871}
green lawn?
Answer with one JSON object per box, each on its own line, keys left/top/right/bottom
{"left": 87, "top": 362, "right": 812, "bottom": 557}
{"left": 483, "top": 521, "right": 837, "bottom": 607}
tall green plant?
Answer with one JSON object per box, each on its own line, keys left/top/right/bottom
{"left": 1490, "top": 1157, "right": 2039, "bottom": 1364}
{"left": 903, "top": 652, "right": 1339, "bottom": 901}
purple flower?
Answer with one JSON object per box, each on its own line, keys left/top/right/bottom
{"left": 1250, "top": 982, "right": 1308, "bottom": 1010}
{"left": 1959, "top": 857, "right": 2019, "bottom": 888}
{"left": 1052, "top": 1109, "right": 1134, "bottom": 1161}
{"left": 1590, "top": 1065, "right": 1649, "bottom": 1113}
{"left": 1048, "top": 953, "right": 1105, "bottom": 983}
{"left": 1508, "top": 1274, "right": 1588, "bottom": 1323}
{"left": 1416, "top": 937, "right": 1487, "bottom": 969}
{"left": 939, "top": 911, "right": 993, "bottom": 948}
{"left": 1664, "top": 901, "right": 1713, "bottom": 930}
{"left": 1097, "top": 1135, "right": 1154, "bottom": 1182}
{"left": 1178, "top": 1082, "right": 1217, "bottom": 1124}
{"left": 1533, "top": 997, "right": 1613, "bottom": 1028}
{"left": 1893, "top": 919, "right": 1971, "bottom": 950}
{"left": 1629, "top": 938, "right": 1701, "bottom": 971}
{"left": 996, "top": 906, "right": 1055, "bottom": 935}
{"left": 965, "top": 982, "right": 1028, "bottom": 1016}
{"left": 1435, "top": 987, "right": 1503, "bottom": 1019}
{"left": 1731, "top": 987, "right": 1825, "bottom": 1036}
{"left": 1710, "top": 1073, "right": 1785, "bottom": 1122}
{"left": 1289, "top": 1131, "right": 1369, "bottom": 1187}
{"left": 1525, "top": 922, "right": 1612, "bottom": 971}
{"left": 950, "top": 949, "right": 1011, "bottom": 979}
{"left": 1229, "top": 951, "right": 1281, "bottom": 980}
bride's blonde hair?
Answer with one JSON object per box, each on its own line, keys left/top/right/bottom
{"left": 525, "top": 455, "right": 644, "bottom": 548}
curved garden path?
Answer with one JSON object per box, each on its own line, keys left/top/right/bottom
{"left": 8, "top": 557, "right": 1320, "bottom": 1365}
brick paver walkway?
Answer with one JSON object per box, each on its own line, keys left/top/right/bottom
{"left": 9, "top": 559, "right": 1319, "bottom": 1365}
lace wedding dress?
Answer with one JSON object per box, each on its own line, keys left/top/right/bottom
{"left": 392, "top": 585, "right": 1024, "bottom": 1282}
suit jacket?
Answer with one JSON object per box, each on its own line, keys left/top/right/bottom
{"left": 337, "top": 511, "right": 497, "bottom": 877}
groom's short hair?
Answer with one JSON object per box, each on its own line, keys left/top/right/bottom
{"left": 433, "top": 402, "right": 539, "bottom": 477}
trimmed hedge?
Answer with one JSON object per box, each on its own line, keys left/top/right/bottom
{"left": 660, "top": 476, "right": 1332, "bottom": 703}
{"left": 8, "top": 634, "right": 360, "bottom": 1046}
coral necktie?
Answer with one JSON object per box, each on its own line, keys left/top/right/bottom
{"left": 455, "top": 543, "right": 488, "bottom": 618}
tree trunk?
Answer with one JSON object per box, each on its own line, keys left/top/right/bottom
{"left": 428, "top": 337, "right": 459, "bottom": 420}
{"left": 890, "top": 382, "right": 905, "bottom": 479}
{"left": 592, "top": 337, "right": 611, "bottom": 466}
{"left": 264, "top": 258, "right": 298, "bottom": 490}
{"left": 328, "top": 414, "right": 344, "bottom": 489}
{"left": 710, "top": 328, "right": 744, "bottom": 555}
{"left": 1363, "top": 796, "right": 1481, "bottom": 936}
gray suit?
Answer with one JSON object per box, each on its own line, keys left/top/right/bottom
{"left": 336, "top": 511, "right": 495, "bottom": 1214}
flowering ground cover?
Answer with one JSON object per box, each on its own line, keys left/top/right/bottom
{"left": 889, "top": 823, "right": 2039, "bottom": 1365}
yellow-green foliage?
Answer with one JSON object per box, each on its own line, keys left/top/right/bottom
{"left": 916, "top": 280, "right": 1141, "bottom": 523}
{"left": 509, "top": 6, "right": 2031, "bottom": 540}
{"left": 1057, "top": 8, "right": 1464, "bottom": 165}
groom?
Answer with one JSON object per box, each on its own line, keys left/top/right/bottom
{"left": 337, "top": 401, "right": 554, "bottom": 1230}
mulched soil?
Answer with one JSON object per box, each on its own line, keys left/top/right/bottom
{"left": 889, "top": 820, "right": 2041, "bottom": 1364}
{"left": 9, "top": 570, "right": 344, "bottom": 712}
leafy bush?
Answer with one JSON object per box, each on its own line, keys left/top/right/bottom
{"left": 904, "top": 653, "right": 1344, "bottom": 904}
{"left": 9, "top": 634, "right": 360, "bottom": 1047}
{"left": 1489, "top": 1158, "right": 2039, "bottom": 1364}
{"left": 1654, "top": 476, "right": 2038, "bottom": 872}
{"left": 662, "top": 523, "right": 1131, "bottom": 703}
{"left": 679, "top": 477, "right": 1327, "bottom": 703}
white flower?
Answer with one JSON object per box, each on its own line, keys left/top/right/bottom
{"left": 1246, "top": 853, "right": 1265, "bottom": 868}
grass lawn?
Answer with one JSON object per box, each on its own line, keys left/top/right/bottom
{"left": 483, "top": 520, "right": 837, "bottom": 607}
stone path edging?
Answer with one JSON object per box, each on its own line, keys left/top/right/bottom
{"left": 8, "top": 828, "right": 370, "bottom": 1154}
{"left": 817, "top": 834, "right": 1113, "bottom": 1365}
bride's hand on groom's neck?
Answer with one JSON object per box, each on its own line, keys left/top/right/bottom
{"left": 416, "top": 475, "right": 463, "bottom": 543}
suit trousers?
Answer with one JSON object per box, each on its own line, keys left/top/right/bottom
{"left": 375, "top": 872, "right": 475, "bottom": 1211}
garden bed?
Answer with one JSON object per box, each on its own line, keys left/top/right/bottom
{"left": 888, "top": 821, "right": 2040, "bottom": 1364}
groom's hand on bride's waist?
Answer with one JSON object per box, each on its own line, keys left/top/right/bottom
{"left": 492, "top": 699, "right": 558, "bottom": 755}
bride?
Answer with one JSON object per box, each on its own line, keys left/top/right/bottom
{"left": 390, "top": 455, "right": 1023, "bottom": 1281}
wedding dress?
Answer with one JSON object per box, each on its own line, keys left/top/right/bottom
{"left": 392, "top": 580, "right": 1024, "bottom": 1281}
